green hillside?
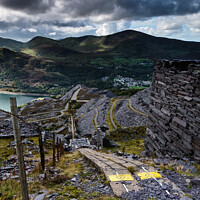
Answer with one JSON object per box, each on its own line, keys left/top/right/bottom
{"left": 0, "top": 37, "right": 23, "bottom": 51}
{"left": 0, "top": 30, "right": 200, "bottom": 94}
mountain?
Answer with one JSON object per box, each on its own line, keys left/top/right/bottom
{"left": 59, "top": 30, "right": 200, "bottom": 59}
{"left": 23, "top": 36, "right": 81, "bottom": 57}
{"left": 1, "top": 30, "right": 200, "bottom": 59}
{"left": 0, "top": 30, "right": 200, "bottom": 95}
{"left": 0, "top": 37, "right": 23, "bottom": 51}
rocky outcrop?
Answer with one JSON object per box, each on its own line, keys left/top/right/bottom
{"left": 76, "top": 109, "right": 95, "bottom": 136}
{"left": 131, "top": 87, "right": 151, "bottom": 114}
{"left": 145, "top": 60, "right": 200, "bottom": 161}
{"left": 60, "top": 84, "right": 81, "bottom": 103}
{"left": 75, "top": 97, "right": 110, "bottom": 136}
{"left": 0, "top": 119, "right": 38, "bottom": 138}
{"left": 0, "top": 110, "right": 9, "bottom": 118}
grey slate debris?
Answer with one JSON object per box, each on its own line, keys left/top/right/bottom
{"left": 115, "top": 99, "right": 147, "bottom": 127}
{"left": 121, "top": 179, "right": 182, "bottom": 200}
{"left": 130, "top": 87, "right": 151, "bottom": 114}
{"left": 163, "top": 170, "right": 200, "bottom": 200}
{"left": 0, "top": 119, "right": 38, "bottom": 138}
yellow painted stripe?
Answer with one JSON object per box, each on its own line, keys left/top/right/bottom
{"left": 109, "top": 174, "right": 134, "bottom": 182}
{"left": 137, "top": 172, "right": 162, "bottom": 180}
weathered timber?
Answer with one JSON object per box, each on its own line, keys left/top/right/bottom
{"left": 10, "top": 98, "right": 29, "bottom": 200}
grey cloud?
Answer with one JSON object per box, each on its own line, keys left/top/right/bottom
{"left": 115, "top": 0, "right": 200, "bottom": 19}
{"left": 0, "top": 18, "right": 91, "bottom": 40}
{"left": 0, "top": 21, "right": 12, "bottom": 29}
{"left": 0, "top": 19, "right": 87, "bottom": 31}
{"left": 1, "top": 0, "right": 200, "bottom": 19}
{"left": 61, "top": 0, "right": 200, "bottom": 20}
{"left": 0, "top": 0, "right": 54, "bottom": 13}
{"left": 62, "top": 0, "right": 115, "bottom": 17}
{"left": 35, "top": 20, "right": 87, "bottom": 28}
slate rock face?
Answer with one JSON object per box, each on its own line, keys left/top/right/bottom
{"left": 75, "top": 97, "right": 110, "bottom": 136}
{"left": 114, "top": 99, "right": 147, "bottom": 127}
{"left": 145, "top": 60, "right": 200, "bottom": 161}
{"left": 60, "top": 84, "right": 81, "bottom": 103}
{"left": 131, "top": 87, "right": 151, "bottom": 114}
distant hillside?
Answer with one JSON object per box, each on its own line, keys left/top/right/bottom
{"left": 0, "top": 30, "right": 200, "bottom": 95}
{"left": 0, "top": 37, "right": 23, "bottom": 51}
{"left": 1, "top": 30, "right": 200, "bottom": 59}
{"left": 0, "top": 48, "right": 21, "bottom": 60}
{"left": 59, "top": 30, "right": 200, "bottom": 59}
{"left": 24, "top": 36, "right": 81, "bottom": 57}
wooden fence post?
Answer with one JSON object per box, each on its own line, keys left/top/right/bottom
{"left": 10, "top": 97, "right": 29, "bottom": 200}
{"left": 61, "top": 141, "right": 64, "bottom": 156}
{"left": 53, "top": 132, "right": 55, "bottom": 166}
{"left": 36, "top": 127, "right": 45, "bottom": 172}
{"left": 57, "top": 137, "right": 59, "bottom": 161}
{"left": 71, "top": 115, "right": 75, "bottom": 140}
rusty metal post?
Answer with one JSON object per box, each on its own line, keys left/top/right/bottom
{"left": 10, "top": 98, "right": 29, "bottom": 200}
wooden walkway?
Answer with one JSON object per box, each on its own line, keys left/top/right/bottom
{"left": 79, "top": 148, "right": 184, "bottom": 198}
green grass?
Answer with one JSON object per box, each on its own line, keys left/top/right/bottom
{"left": 103, "top": 126, "right": 146, "bottom": 155}
{"left": 129, "top": 86, "right": 148, "bottom": 89}
{"left": 109, "top": 88, "right": 146, "bottom": 97}
{"left": 0, "top": 179, "right": 22, "bottom": 199}
{"left": 127, "top": 166, "right": 137, "bottom": 174}
{"left": 0, "top": 139, "right": 15, "bottom": 166}
{"left": 22, "top": 48, "right": 38, "bottom": 57}
{"left": 117, "top": 139, "right": 145, "bottom": 155}
{"left": 107, "top": 126, "right": 146, "bottom": 141}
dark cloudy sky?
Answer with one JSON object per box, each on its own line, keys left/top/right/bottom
{"left": 0, "top": 0, "right": 200, "bottom": 42}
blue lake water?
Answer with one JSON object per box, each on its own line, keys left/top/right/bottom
{"left": 0, "top": 93, "right": 42, "bottom": 112}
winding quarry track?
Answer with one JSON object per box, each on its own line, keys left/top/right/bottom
{"left": 109, "top": 100, "right": 118, "bottom": 129}
{"left": 71, "top": 87, "right": 82, "bottom": 101}
{"left": 79, "top": 148, "right": 184, "bottom": 198}
{"left": 128, "top": 99, "right": 148, "bottom": 117}
{"left": 28, "top": 87, "right": 82, "bottom": 123}
{"left": 94, "top": 108, "right": 99, "bottom": 128}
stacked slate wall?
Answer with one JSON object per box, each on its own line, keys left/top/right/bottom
{"left": 145, "top": 60, "right": 200, "bottom": 161}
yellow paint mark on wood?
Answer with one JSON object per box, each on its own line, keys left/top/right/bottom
{"left": 109, "top": 174, "right": 134, "bottom": 182}
{"left": 137, "top": 172, "right": 162, "bottom": 180}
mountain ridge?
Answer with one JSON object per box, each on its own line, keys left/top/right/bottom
{"left": 0, "top": 29, "right": 200, "bottom": 95}
{"left": 0, "top": 30, "right": 200, "bottom": 59}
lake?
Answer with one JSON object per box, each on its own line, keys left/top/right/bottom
{"left": 0, "top": 93, "right": 43, "bottom": 112}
